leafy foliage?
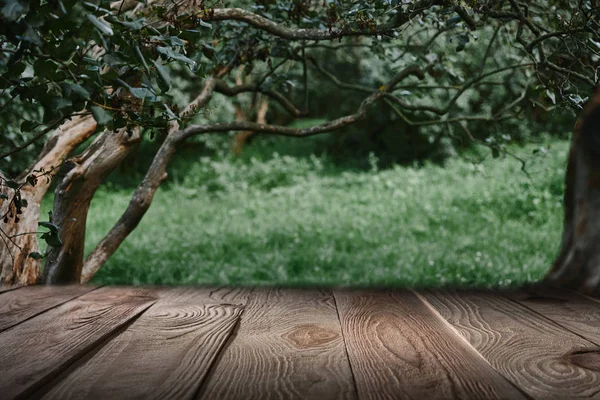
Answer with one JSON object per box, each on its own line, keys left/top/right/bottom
{"left": 2, "top": 0, "right": 598, "bottom": 175}
{"left": 0, "top": 0, "right": 215, "bottom": 175}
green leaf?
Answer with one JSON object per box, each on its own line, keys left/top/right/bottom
{"left": 129, "top": 87, "right": 158, "bottom": 101}
{"left": 39, "top": 221, "right": 60, "bottom": 232}
{"left": 42, "top": 231, "right": 63, "bottom": 247}
{"left": 71, "top": 83, "right": 91, "bottom": 100}
{"left": 164, "top": 104, "right": 178, "bottom": 120}
{"left": 0, "top": 193, "right": 9, "bottom": 200}
{"left": 150, "top": 35, "right": 186, "bottom": 47}
{"left": 116, "top": 18, "right": 146, "bottom": 31}
{"left": 51, "top": 96, "right": 73, "bottom": 111}
{"left": 20, "top": 24, "right": 42, "bottom": 45}
{"left": 87, "top": 14, "right": 114, "bottom": 36}
{"left": 135, "top": 46, "right": 149, "bottom": 71}
{"left": 102, "top": 52, "right": 128, "bottom": 67}
{"left": 6, "top": 61, "right": 26, "bottom": 79}
{"left": 156, "top": 46, "right": 196, "bottom": 66}
{"left": 455, "top": 34, "right": 470, "bottom": 52}
{"left": 4, "top": 181, "right": 19, "bottom": 189}
{"left": 34, "top": 59, "right": 58, "bottom": 79}
{"left": 28, "top": 252, "right": 44, "bottom": 260}
{"left": 20, "top": 120, "right": 37, "bottom": 132}
{"left": 83, "top": 2, "right": 112, "bottom": 14}
{"left": 116, "top": 79, "right": 158, "bottom": 101}
{"left": 198, "top": 19, "right": 212, "bottom": 29}
{"left": 152, "top": 59, "right": 171, "bottom": 92}
{"left": 446, "top": 15, "right": 462, "bottom": 26}
{"left": 91, "top": 105, "right": 114, "bottom": 126}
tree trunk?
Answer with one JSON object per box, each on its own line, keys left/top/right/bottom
{"left": 0, "top": 184, "right": 43, "bottom": 285}
{"left": 42, "top": 127, "right": 141, "bottom": 284}
{"left": 80, "top": 79, "right": 219, "bottom": 283}
{"left": 544, "top": 88, "right": 600, "bottom": 293}
{"left": 0, "top": 115, "right": 97, "bottom": 286}
{"left": 81, "top": 134, "right": 176, "bottom": 283}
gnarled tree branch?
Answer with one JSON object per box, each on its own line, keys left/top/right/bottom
{"left": 196, "top": 2, "right": 442, "bottom": 41}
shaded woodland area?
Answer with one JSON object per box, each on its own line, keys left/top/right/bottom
{"left": 0, "top": 0, "right": 599, "bottom": 290}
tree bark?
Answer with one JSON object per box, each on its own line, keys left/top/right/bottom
{"left": 80, "top": 134, "right": 176, "bottom": 283}
{"left": 0, "top": 115, "right": 97, "bottom": 286}
{"left": 80, "top": 79, "right": 220, "bottom": 283}
{"left": 42, "top": 127, "right": 141, "bottom": 284}
{"left": 544, "top": 88, "right": 600, "bottom": 292}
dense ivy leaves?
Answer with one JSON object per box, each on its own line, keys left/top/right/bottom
{"left": 0, "top": 0, "right": 598, "bottom": 285}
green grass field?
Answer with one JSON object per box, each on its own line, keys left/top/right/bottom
{"left": 44, "top": 138, "right": 569, "bottom": 289}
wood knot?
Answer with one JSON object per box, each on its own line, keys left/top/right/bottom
{"left": 566, "top": 349, "right": 600, "bottom": 371}
{"left": 283, "top": 324, "right": 338, "bottom": 348}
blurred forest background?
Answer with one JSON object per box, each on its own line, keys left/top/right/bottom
{"left": 48, "top": 52, "right": 574, "bottom": 288}
{"left": 2, "top": 0, "right": 596, "bottom": 288}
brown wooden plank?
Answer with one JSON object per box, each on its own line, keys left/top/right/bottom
{"left": 0, "top": 286, "right": 156, "bottom": 400}
{"left": 0, "top": 285, "right": 22, "bottom": 294}
{"left": 154, "top": 285, "right": 253, "bottom": 305}
{"left": 107, "top": 285, "right": 253, "bottom": 306}
{"left": 197, "top": 288, "right": 356, "bottom": 400}
{"left": 510, "top": 289, "right": 600, "bottom": 347}
{"left": 422, "top": 290, "right": 600, "bottom": 399}
{"left": 334, "top": 289, "right": 527, "bottom": 400}
{"left": 0, "top": 284, "right": 98, "bottom": 332}
{"left": 40, "top": 288, "right": 243, "bottom": 400}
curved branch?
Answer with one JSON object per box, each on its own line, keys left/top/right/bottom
{"left": 199, "top": 2, "right": 439, "bottom": 41}
{"left": 309, "top": 57, "right": 424, "bottom": 94}
{"left": 455, "top": 6, "right": 477, "bottom": 30}
{"left": 543, "top": 60, "right": 597, "bottom": 87}
{"left": 180, "top": 79, "right": 219, "bottom": 119}
{"left": 526, "top": 29, "right": 588, "bottom": 53}
{"left": 213, "top": 80, "right": 303, "bottom": 117}
{"left": 385, "top": 63, "right": 536, "bottom": 115}
{"left": 308, "top": 57, "right": 374, "bottom": 94}
{"left": 180, "top": 66, "right": 425, "bottom": 140}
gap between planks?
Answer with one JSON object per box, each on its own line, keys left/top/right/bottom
{"left": 333, "top": 289, "right": 528, "bottom": 400}
{"left": 38, "top": 287, "right": 248, "bottom": 400}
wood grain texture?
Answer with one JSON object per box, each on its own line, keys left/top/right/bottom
{"left": 0, "top": 286, "right": 156, "bottom": 400}
{"left": 423, "top": 290, "right": 600, "bottom": 399}
{"left": 197, "top": 288, "right": 356, "bottom": 400}
{"left": 0, "top": 284, "right": 98, "bottom": 332}
{"left": 0, "top": 285, "right": 22, "bottom": 294}
{"left": 334, "top": 289, "right": 526, "bottom": 400}
{"left": 41, "top": 288, "right": 244, "bottom": 400}
{"left": 510, "top": 289, "right": 600, "bottom": 346}
{"left": 153, "top": 286, "right": 254, "bottom": 306}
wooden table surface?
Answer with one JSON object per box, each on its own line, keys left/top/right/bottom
{"left": 1, "top": 285, "right": 600, "bottom": 399}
